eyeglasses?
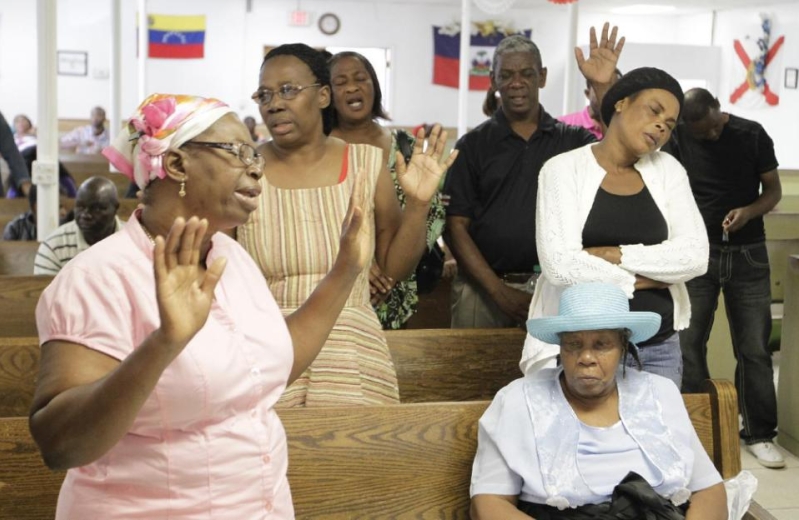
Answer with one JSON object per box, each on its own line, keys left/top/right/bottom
{"left": 182, "top": 141, "right": 265, "bottom": 171}
{"left": 251, "top": 83, "right": 321, "bottom": 106}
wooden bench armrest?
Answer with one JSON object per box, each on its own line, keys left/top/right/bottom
{"left": 703, "top": 379, "right": 742, "bottom": 479}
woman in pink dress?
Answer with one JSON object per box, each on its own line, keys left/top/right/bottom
{"left": 30, "top": 93, "right": 372, "bottom": 519}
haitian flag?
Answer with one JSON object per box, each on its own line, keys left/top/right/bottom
{"left": 433, "top": 26, "right": 531, "bottom": 90}
{"left": 148, "top": 14, "right": 206, "bottom": 59}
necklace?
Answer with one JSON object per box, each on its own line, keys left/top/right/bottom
{"left": 141, "top": 223, "right": 156, "bottom": 245}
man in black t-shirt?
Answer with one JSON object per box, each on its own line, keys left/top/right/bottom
{"left": 664, "top": 88, "right": 784, "bottom": 469}
{"left": 443, "top": 25, "right": 622, "bottom": 328}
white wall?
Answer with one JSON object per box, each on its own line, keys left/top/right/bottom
{"left": 713, "top": 3, "right": 799, "bottom": 169}
{"left": 0, "top": 0, "right": 796, "bottom": 166}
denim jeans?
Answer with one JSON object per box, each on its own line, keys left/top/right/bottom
{"left": 679, "top": 242, "right": 777, "bottom": 444}
{"left": 624, "top": 332, "right": 682, "bottom": 388}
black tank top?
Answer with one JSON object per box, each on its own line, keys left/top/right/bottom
{"left": 582, "top": 186, "right": 674, "bottom": 346}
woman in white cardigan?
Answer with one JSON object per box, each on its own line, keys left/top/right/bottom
{"left": 521, "top": 68, "right": 708, "bottom": 387}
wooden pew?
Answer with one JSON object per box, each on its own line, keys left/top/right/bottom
{"left": 405, "top": 276, "right": 452, "bottom": 329}
{"left": 0, "top": 243, "right": 38, "bottom": 276}
{"left": 0, "top": 338, "right": 38, "bottom": 417}
{"left": 1, "top": 328, "right": 525, "bottom": 416}
{"left": 0, "top": 277, "right": 52, "bottom": 337}
{"left": 0, "top": 196, "right": 139, "bottom": 217}
{"left": 0, "top": 198, "right": 29, "bottom": 217}
{"left": 59, "top": 153, "right": 110, "bottom": 176}
{"left": 0, "top": 380, "right": 774, "bottom": 519}
{"left": 386, "top": 327, "right": 524, "bottom": 402}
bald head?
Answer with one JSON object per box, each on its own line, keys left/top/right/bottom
{"left": 78, "top": 176, "right": 118, "bottom": 201}
{"left": 682, "top": 88, "right": 720, "bottom": 123}
{"left": 75, "top": 177, "right": 120, "bottom": 244}
{"left": 682, "top": 88, "right": 727, "bottom": 141}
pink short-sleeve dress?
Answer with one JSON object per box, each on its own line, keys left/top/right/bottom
{"left": 35, "top": 211, "right": 295, "bottom": 519}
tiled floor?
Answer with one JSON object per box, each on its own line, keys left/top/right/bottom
{"left": 740, "top": 352, "right": 799, "bottom": 519}
{"left": 741, "top": 441, "right": 799, "bottom": 518}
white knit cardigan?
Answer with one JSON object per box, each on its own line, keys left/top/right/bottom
{"left": 520, "top": 143, "right": 709, "bottom": 375}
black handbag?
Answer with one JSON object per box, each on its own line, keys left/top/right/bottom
{"left": 396, "top": 130, "right": 445, "bottom": 295}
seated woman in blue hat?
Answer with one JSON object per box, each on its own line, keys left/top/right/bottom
{"left": 470, "top": 283, "right": 727, "bottom": 520}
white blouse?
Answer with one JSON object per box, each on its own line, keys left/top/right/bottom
{"left": 521, "top": 144, "right": 709, "bottom": 375}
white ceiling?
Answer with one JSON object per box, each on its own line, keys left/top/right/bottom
{"left": 359, "top": 0, "right": 799, "bottom": 16}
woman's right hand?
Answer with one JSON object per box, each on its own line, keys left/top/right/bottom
{"left": 634, "top": 275, "right": 669, "bottom": 290}
{"left": 154, "top": 217, "right": 227, "bottom": 350}
{"left": 369, "top": 263, "right": 394, "bottom": 305}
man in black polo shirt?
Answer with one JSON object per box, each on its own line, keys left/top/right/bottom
{"left": 443, "top": 25, "right": 623, "bottom": 328}
{"left": 664, "top": 87, "right": 784, "bottom": 469}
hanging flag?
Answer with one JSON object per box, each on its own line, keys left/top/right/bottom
{"left": 729, "top": 14, "right": 784, "bottom": 108}
{"left": 433, "top": 24, "right": 531, "bottom": 90}
{"left": 148, "top": 14, "right": 206, "bottom": 59}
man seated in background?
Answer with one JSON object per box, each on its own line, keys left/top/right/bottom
{"left": 3, "top": 185, "right": 70, "bottom": 241}
{"left": 34, "top": 176, "right": 122, "bottom": 275}
{"left": 59, "top": 106, "right": 109, "bottom": 154}
{"left": 13, "top": 114, "right": 37, "bottom": 152}
{"left": 3, "top": 184, "right": 39, "bottom": 241}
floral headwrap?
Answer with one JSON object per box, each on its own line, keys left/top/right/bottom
{"left": 102, "top": 93, "right": 234, "bottom": 189}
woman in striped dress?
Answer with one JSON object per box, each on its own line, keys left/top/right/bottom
{"left": 238, "top": 44, "right": 457, "bottom": 406}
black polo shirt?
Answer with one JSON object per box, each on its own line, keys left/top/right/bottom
{"left": 443, "top": 107, "right": 595, "bottom": 273}
{"left": 663, "top": 115, "right": 779, "bottom": 246}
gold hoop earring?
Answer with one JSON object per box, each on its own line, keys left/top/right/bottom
{"left": 179, "top": 179, "right": 186, "bottom": 198}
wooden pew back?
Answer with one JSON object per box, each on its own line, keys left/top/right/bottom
{"left": 386, "top": 327, "right": 525, "bottom": 402}
{"left": 1, "top": 328, "right": 525, "bottom": 416}
{"left": 0, "top": 380, "right": 750, "bottom": 519}
{"left": 0, "top": 198, "right": 29, "bottom": 217}
{"left": 0, "top": 277, "right": 52, "bottom": 337}
{"left": 0, "top": 339, "right": 38, "bottom": 418}
{"left": 0, "top": 242, "right": 38, "bottom": 276}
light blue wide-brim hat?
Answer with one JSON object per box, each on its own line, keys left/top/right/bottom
{"left": 526, "top": 283, "right": 662, "bottom": 345}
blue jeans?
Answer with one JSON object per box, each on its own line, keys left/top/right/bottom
{"left": 679, "top": 242, "right": 777, "bottom": 444}
{"left": 624, "top": 332, "right": 682, "bottom": 388}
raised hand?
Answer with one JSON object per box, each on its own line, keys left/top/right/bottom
{"left": 153, "top": 217, "right": 227, "bottom": 348}
{"left": 396, "top": 125, "right": 459, "bottom": 204}
{"left": 575, "top": 22, "right": 625, "bottom": 85}
{"left": 337, "top": 170, "right": 372, "bottom": 276}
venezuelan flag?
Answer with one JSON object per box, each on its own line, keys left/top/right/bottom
{"left": 148, "top": 14, "right": 205, "bottom": 59}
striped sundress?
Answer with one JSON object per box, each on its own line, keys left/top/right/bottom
{"left": 237, "top": 143, "right": 400, "bottom": 407}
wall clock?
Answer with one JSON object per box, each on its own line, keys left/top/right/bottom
{"left": 318, "top": 13, "right": 340, "bottom": 35}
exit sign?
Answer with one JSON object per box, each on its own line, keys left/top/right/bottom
{"left": 289, "top": 10, "right": 311, "bottom": 26}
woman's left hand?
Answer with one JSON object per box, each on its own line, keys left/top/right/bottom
{"left": 396, "top": 124, "right": 459, "bottom": 204}
{"left": 575, "top": 22, "right": 625, "bottom": 85}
